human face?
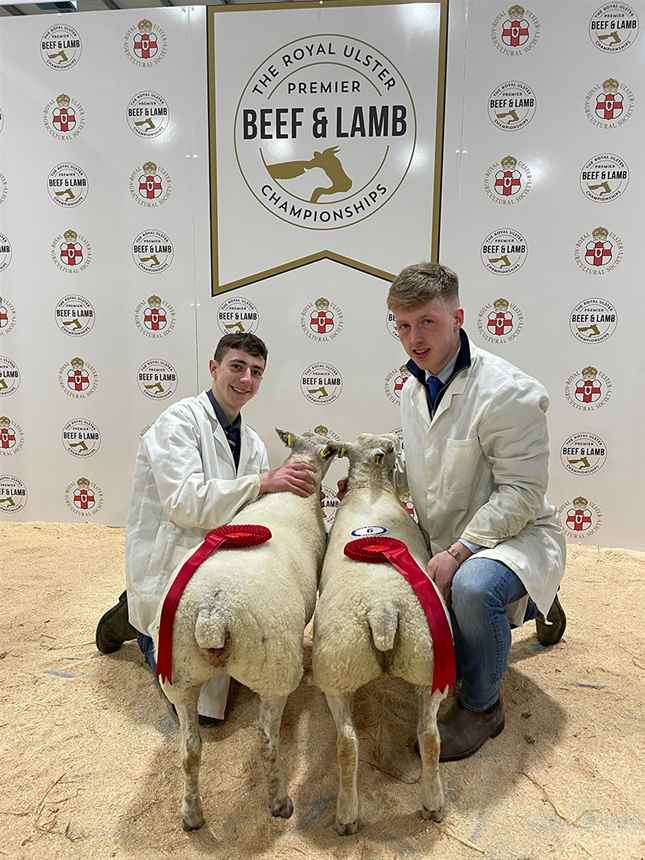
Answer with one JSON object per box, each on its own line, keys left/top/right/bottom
{"left": 392, "top": 298, "right": 464, "bottom": 374}
{"left": 209, "top": 348, "right": 265, "bottom": 420}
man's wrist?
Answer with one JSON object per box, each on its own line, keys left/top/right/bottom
{"left": 445, "top": 542, "right": 472, "bottom": 567}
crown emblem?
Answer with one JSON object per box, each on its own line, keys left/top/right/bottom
{"left": 77, "top": 477, "right": 91, "bottom": 488}
{"left": 500, "top": 155, "right": 518, "bottom": 169}
{"left": 56, "top": 93, "right": 71, "bottom": 107}
{"left": 142, "top": 161, "right": 157, "bottom": 174}
{"left": 508, "top": 5, "right": 525, "bottom": 16}
{"left": 602, "top": 78, "right": 619, "bottom": 94}
{"left": 63, "top": 229, "right": 78, "bottom": 242}
{"left": 147, "top": 295, "right": 162, "bottom": 307}
{"left": 0, "top": 416, "right": 10, "bottom": 428}
{"left": 592, "top": 226, "right": 608, "bottom": 241}
{"left": 493, "top": 298, "right": 510, "bottom": 311}
{"left": 313, "top": 424, "right": 329, "bottom": 436}
{"left": 581, "top": 366, "right": 598, "bottom": 379}
{"left": 573, "top": 496, "right": 588, "bottom": 509}
{"left": 70, "top": 357, "right": 85, "bottom": 368}
{"left": 138, "top": 19, "right": 152, "bottom": 32}
{"left": 399, "top": 365, "right": 409, "bottom": 375}
{"left": 314, "top": 297, "right": 330, "bottom": 310}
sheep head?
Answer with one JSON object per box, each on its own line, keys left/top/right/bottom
{"left": 275, "top": 428, "right": 339, "bottom": 477}
{"left": 337, "top": 432, "right": 399, "bottom": 489}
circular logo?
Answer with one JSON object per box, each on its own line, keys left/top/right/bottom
{"left": 58, "top": 357, "right": 98, "bottom": 399}
{"left": 585, "top": 78, "right": 635, "bottom": 129}
{"left": 0, "top": 297, "right": 16, "bottom": 336}
{"left": 132, "top": 230, "right": 174, "bottom": 274}
{"left": 311, "top": 423, "right": 340, "bottom": 441}
{"left": 589, "top": 3, "right": 639, "bottom": 52}
{"left": 351, "top": 525, "right": 388, "bottom": 537}
{"left": 65, "top": 477, "right": 103, "bottom": 517}
{"left": 488, "top": 81, "right": 537, "bottom": 131}
{"left": 43, "top": 93, "right": 85, "bottom": 141}
{"left": 491, "top": 5, "right": 541, "bottom": 55}
{"left": 300, "top": 296, "right": 343, "bottom": 342}
{"left": 135, "top": 295, "right": 176, "bottom": 338}
{"left": 321, "top": 483, "right": 340, "bottom": 529}
{"left": 0, "top": 357, "right": 20, "bottom": 396}
{"left": 569, "top": 298, "right": 617, "bottom": 344}
{"left": 564, "top": 366, "right": 612, "bottom": 411}
{"left": 386, "top": 310, "right": 399, "bottom": 339}
{"left": 47, "top": 163, "right": 88, "bottom": 208}
{"left": 235, "top": 35, "right": 416, "bottom": 230}
{"left": 480, "top": 228, "right": 528, "bottom": 275}
{"left": 126, "top": 91, "right": 170, "bottom": 138}
{"left": 41, "top": 24, "right": 82, "bottom": 70}
{"left": 216, "top": 297, "right": 259, "bottom": 335}
{"left": 579, "top": 154, "right": 629, "bottom": 203}
{"left": 0, "top": 173, "right": 7, "bottom": 205}
{"left": 560, "top": 496, "right": 602, "bottom": 539}
{"left": 62, "top": 418, "right": 101, "bottom": 458}
{"left": 560, "top": 433, "right": 607, "bottom": 476}
{"left": 0, "top": 234, "right": 12, "bottom": 272}
{"left": 123, "top": 18, "right": 168, "bottom": 67}
{"left": 574, "top": 226, "right": 623, "bottom": 275}
{"left": 385, "top": 365, "right": 410, "bottom": 405}
{"left": 51, "top": 229, "right": 92, "bottom": 274}
{"left": 484, "top": 155, "right": 532, "bottom": 205}
{"left": 55, "top": 295, "right": 95, "bottom": 336}
{"left": 0, "top": 475, "right": 27, "bottom": 513}
{"left": 0, "top": 416, "right": 24, "bottom": 455}
{"left": 137, "top": 359, "right": 178, "bottom": 399}
{"left": 477, "top": 297, "right": 524, "bottom": 345}
{"left": 129, "top": 161, "right": 172, "bottom": 208}
{"left": 300, "top": 362, "right": 343, "bottom": 405}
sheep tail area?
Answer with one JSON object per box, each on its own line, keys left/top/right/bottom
{"left": 367, "top": 603, "right": 399, "bottom": 652}
{"left": 195, "top": 601, "right": 231, "bottom": 667}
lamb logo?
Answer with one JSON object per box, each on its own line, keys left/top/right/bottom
{"left": 0, "top": 234, "right": 12, "bottom": 272}
{"left": 311, "top": 424, "right": 340, "bottom": 442}
{"left": 129, "top": 161, "right": 172, "bottom": 208}
{"left": 0, "top": 357, "right": 20, "bottom": 396}
{"left": 40, "top": 24, "right": 82, "bottom": 70}
{"left": 235, "top": 34, "right": 415, "bottom": 230}
{"left": 55, "top": 295, "right": 95, "bottom": 337}
{"left": 0, "top": 416, "right": 24, "bottom": 456}
{"left": 217, "top": 297, "right": 259, "bottom": 335}
{"left": 0, "top": 173, "right": 7, "bottom": 206}
{"left": 579, "top": 154, "right": 630, "bottom": 203}
{"left": 386, "top": 310, "right": 399, "bottom": 339}
{"left": 585, "top": 78, "right": 634, "bottom": 129}
{"left": 62, "top": 418, "right": 101, "bottom": 458}
{"left": 477, "top": 297, "right": 524, "bottom": 345}
{"left": 385, "top": 365, "right": 410, "bottom": 405}
{"left": 132, "top": 230, "right": 174, "bottom": 274}
{"left": 65, "top": 476, "right": 103, "bottom": 517}
{"left": 565, "top": 365, "right": 612, "bottom": 411}
{"left": 51, "top": 229, "right": 92, "bottom": 274}
{"left": 480, "top": 228, "right": 528, "bottom": 275}
{"left": 300, "top": 362, "right": 343, "bottom": 405}
{"left": 126, "top": 91, "right": 169, "bottom": 139}
{"left": 47, "top": 163, "right": 88, "bottom": 208}
{"left": 484, "top": 156, "right": 532, "bottom": 206}
{"left": 560, "top": 433, "right": 607, "bottom": 476}
{"left": 574, "top": 226, "right": 623, "bottom": 274}
{"left": 135, "top": 295, "right": 176, "bottom": 338}
{"left": 488, "top": 81, "right": 537, "bottom": 131}
{"left": 300, "top": 297, "right": 343, "bottom": 342}
{"left": 589, "top": 3, "right": 639, "bottom": 52}
{"left": 0, "top": 475, "right": 27, "bottom": 513}
{"left": 321, "top": 483, "right": 340, "bottom": 529}
{"left": 569, "top": 298, "right": 617, "bottom": 344}
{"left": 560, "top": 495, "right": 602, "bottom": 539}
{"left": 491, "top": 5, "right": 540, "bottom": 55}
{"left": 44, "top": 94, "right": 85, "bottom": 141}
{"left": 124, "top": 19, "right": 167, "bottom": 68}
{"left": 58, "top": 356, "right": 98, "bottom": 399}
{"left": 137, "top": 359, "right": 178, "bottom": 399}
{"left": 0, "top": 297, "right": 16, "bottom": 336}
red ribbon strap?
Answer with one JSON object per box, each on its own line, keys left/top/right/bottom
{"left": 344, "top": 536, "right": 456, "bottom": 692}
{"left": 156, "top": 524, "right": 271, "bottom": 684}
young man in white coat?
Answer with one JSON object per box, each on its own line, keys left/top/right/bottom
{"left": 95, "top": 332, "right": 316, "bottom": 724}
{"left": 388, "top": 262, "right": 566, "bottom": 761}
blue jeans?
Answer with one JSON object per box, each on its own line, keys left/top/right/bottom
{"left": 137, "top": 633, "right": 156, "bottom": 673}
{"left": 450, "top": 557, "right": 537, "bottom": 712}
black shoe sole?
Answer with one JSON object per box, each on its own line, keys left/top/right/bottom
{"left": 536, "top": 596, "right": 567, "bottom": 647}
{"left": 95, "top": 593, "right": 137, "bottom": 654}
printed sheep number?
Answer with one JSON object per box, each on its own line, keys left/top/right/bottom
{"left": 351, "top": 526, "right": 388, "bottom": 537}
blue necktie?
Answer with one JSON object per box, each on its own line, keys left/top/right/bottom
{"left": 426, "top": 374, "right": 442, "bottom": 404}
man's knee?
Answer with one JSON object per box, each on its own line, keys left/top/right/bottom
{"left": 451, "top": 559, "right": 503, "bottom": 619}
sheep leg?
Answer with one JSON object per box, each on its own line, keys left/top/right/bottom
{"left": 417, "top": 687, "right": 447, "bottom": 821}
{"left": 257, "top": 695, "right": 293, "bottom": 819}
{"left": 326, "top": 692, "right": 360, "bottom": 835}
{"left": 171, "top": 685, "right": 205, "bottom": 831}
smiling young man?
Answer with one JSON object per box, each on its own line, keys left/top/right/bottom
{"left": 388, "top": 262, "right": 566, "bottom": 761}
{"left": 95, "top": 333, "right": 316, "bottom": 723}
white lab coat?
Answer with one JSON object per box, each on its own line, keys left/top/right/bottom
{"left": 400, "top": 341, "right": 565, "bottom": 626}
{"left": 125, "top": 391, "right": 269, "bottom": 717}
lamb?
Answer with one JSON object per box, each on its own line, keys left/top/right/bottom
{"left": 150, "top": 429, "right": 338, "bottom": 831}
{"left": 312, "top": 432, "right": 453, "bottom": 834}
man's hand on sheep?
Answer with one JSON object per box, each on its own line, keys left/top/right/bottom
{"left": 260, "top": 463, "right": 317, "bottom": 497}
{"left": 427, "top": 543, "right": 473, "bottom": 605}
{"left": 336, "top": 477, "right": 348, "bottom": 500}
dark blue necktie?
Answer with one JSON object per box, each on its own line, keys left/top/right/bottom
{"left": 426, "top": 374, "right": 442, "bottom": 403}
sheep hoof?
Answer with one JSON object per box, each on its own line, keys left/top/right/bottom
{"left": 181, "top": 805, "right": 205, "bottom": 831}
{"left": 421, "top": 804, "right": 444, "bottom": 822}
{"left": 271, "top": 796, "right": 294, "bottom": 819}
{"left": 335, "top": 818, "right": 359, "bottom": 836}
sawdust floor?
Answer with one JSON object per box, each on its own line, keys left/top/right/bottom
{"left": 0, "top": 523, "right": 644, "bottom": 860}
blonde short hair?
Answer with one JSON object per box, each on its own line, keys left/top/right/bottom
{"left": 387, "top": 262, "right": 459, "bottom": 309}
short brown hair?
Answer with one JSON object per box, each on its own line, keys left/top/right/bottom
{"left": 387, "top": 262, "right": 459, "bottom": 309}
{"left": 213, "top": 333, "right": 268, "bottom": 363}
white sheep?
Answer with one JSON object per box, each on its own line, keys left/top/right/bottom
{"left": 150, "top": 429, "right": 337, "bottom": 831}
{"left": 312, "top": 432, "right": 453, "bottom": 834}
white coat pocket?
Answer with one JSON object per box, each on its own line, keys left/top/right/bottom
{"left": 440, "top": 438, "right": 481, "bottom": 511}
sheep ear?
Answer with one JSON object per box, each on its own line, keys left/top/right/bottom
{"left": 319, "top": 444, "right": 334, "bottom": 461}
{"left": 373, "top": 451, "right": 385, "bottom": 465}
{"left": 275, "top": 428, "right": 294, "bottom": 448}
{"left": 337, "top": 443, "right": 352, "bottom": 459}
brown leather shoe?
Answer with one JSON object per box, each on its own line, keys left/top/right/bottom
{"left": 535, "top": 594, "right": 566, "bottom": 646}
{"left": 438, "top": 700, "right": 505, "bottom": 762}
{"left": 95, "top": 591, "right": 138, "bottom": 654}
